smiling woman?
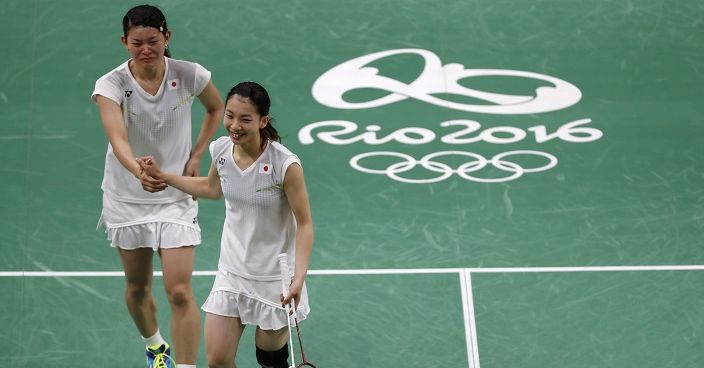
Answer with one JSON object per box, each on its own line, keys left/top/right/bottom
{"left": 90, "top": 4, "right": 224, "bottom": 368}
{"left": 137, "top": 81, "right": 315, "bottom": 368}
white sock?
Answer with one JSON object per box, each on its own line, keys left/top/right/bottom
{"left": 177, "top": 365, "right": 196, "bottom": 368}
{"left": 141, "top": 329, "right": 167, "bottom": 347}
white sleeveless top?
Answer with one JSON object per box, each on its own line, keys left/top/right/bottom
{"left": 210, "top": 137, "right": 301, "bottom": 280}
{"left": 92, "top": 57, "right": 211, "bottom": 203}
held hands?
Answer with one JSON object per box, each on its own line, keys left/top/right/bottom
{"left": 135, "top": 156, "right": 167, "bottom": 193}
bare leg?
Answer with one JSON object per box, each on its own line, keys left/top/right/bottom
{"left": 160, "top": 246, "right": 200, "bottom": 364}
{"left": 205, "top": 312, "right": 245, "bottom": 368}
{"left": 254, "top": 326, "right": 289, "bottom": 351}
{"left": 118, "top": 248, "right": 158, "bottom": 338}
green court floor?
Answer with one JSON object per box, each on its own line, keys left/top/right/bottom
{"left": 1, "top": 0, "right": 703, "bottom": 367}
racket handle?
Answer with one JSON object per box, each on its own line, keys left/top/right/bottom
{"left": 278, "top": 253, "right": 291, "bottom": 295}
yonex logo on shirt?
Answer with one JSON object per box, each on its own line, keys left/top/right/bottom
{"left": 125, "top": 90, "right": 132, "bottom": 97}
{"left": 217, "top": 157, "right": 226, "bottom": 166}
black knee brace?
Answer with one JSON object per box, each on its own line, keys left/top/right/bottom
{"left": 256, "top": 344, "right": 289, "bottom": 368}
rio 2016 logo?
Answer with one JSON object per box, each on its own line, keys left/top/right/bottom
{"left": 300, "top": 48, "right": 601, "bottom": 183}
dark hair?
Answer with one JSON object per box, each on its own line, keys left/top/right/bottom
{"left": 122, "top": 5, "right": 171, "bottom": 57}
{"left": 226, "top": 82, "right": 281, "bottom": 150}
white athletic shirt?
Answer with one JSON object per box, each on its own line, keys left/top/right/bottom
{"left": 92, "top": 57, "right": 211, "bottom": 203}
{"left": 210, "top": 136, "right": 301, "bottom": 281}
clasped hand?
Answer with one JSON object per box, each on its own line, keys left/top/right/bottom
{"left": 135, "top": 156, "right": 166, "bottom": 193}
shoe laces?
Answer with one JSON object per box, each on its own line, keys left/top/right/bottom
{"left": 152, "top": 351, "right": 173, "bottom": 368}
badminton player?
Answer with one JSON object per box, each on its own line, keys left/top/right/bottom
{"left": 138, "top": 81, "right": 314, "bottom": 368}
{"left": 92, "top": 4, "right": 223, "bottom": 367}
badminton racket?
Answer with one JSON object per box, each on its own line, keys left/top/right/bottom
{"left": 279, "top": 254, "right": 297, "bottom": 368}
{"left": 278, "top": 253, "right": 317, "bottom": 368}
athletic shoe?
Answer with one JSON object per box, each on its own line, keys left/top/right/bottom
{"left": 146, "top": 343, "right": 175, "bottom": 368}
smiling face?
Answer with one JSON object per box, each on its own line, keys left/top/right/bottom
{"left": 223, "top": 95, "right": 269, "bottom": 148}
{"left": 121, "top": 26, "right": 170, "bottom": 66}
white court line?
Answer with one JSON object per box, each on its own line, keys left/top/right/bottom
{"left": 460, "top": 270, "right": 481, "bottom": 368}
{"left": 2, "top": 264, "right": 702, "bottom": 277}
{"left": 2, "top": 264, "right": 703, "bottom": 368}
{"left": 311, "top": 264, "right": 704, "bottom": 275}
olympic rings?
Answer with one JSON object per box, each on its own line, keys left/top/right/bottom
{"left": 349, "top": 150, "right": 558, "bottom": 184}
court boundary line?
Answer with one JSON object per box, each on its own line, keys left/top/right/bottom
{"left": 4, "top": 265, "right": 703, "bottom": 368}
{"left": 2, "top": 264, "right": 704, "bottom": 277}
{"left": 460, "top": 270, "right": 480, "bottom": 368}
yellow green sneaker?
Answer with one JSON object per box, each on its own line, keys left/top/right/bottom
{"left": 146, "top": 343, "right": 175, "bottom": 368}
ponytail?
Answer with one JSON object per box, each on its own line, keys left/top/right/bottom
{"left": 260, "top": 118, "right": 281, "bottom": 150}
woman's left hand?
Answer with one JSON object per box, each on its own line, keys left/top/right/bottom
{"left": 183, "top": 157, "right": 200, "bottom": 199}
{"left": 183, "top": 156, "right": 200, "bottom": 177}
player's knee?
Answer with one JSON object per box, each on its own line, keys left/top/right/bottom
{"left": 205, "top": 344, "right": 234, "bottom": 368}
{"left": 125, "top": 283, "right": 150, "bottom": 302}
{"left": 165, "top": 284, "right": 193, "bottom": 307}
{"left": 256, "top": 344, "right": 289, "bottom": 368}
{"left": 206, "top": 356, "right": 230, "bottom": 368}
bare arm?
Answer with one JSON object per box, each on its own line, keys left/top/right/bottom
{"left": 280, "top": 163, "right": 314, "bottom": 308}
{"left": 96, "top": 95, "right": 166, "bottom": 192}
{"left": 139, "top": 157, "right": 223, "bottom": 199}
{"left": 184, "top": 81, "right": 224, "bottom": 176}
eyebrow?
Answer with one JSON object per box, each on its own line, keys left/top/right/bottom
{"left": 225, "top": 109, "right": 252, "bottom": 117}
{"left": 129, "top": 36, "right": 160, "bottom": 42}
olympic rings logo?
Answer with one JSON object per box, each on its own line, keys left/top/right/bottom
{"left": 307, "top": 48, "right": 590, "bottom": 184}
{"left": 349, "top": 150, "right": 558, "bottom": 184}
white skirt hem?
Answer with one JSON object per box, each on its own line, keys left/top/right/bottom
{"left": 202, "top": 290, "right": 309, "bottom": 330}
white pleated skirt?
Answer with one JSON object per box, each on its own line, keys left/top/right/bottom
{"left": 202, "top": 269, "right": 310, "bottom": 331}
{"left": 97, "top": 193, "right": 201, "bottom": 250}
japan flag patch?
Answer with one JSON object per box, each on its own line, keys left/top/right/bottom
{"left": 258, "top": 163, "right": 272, "bottom": 174}
{"left": 168, "top": 79, "right": 179, "bottom": 90}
